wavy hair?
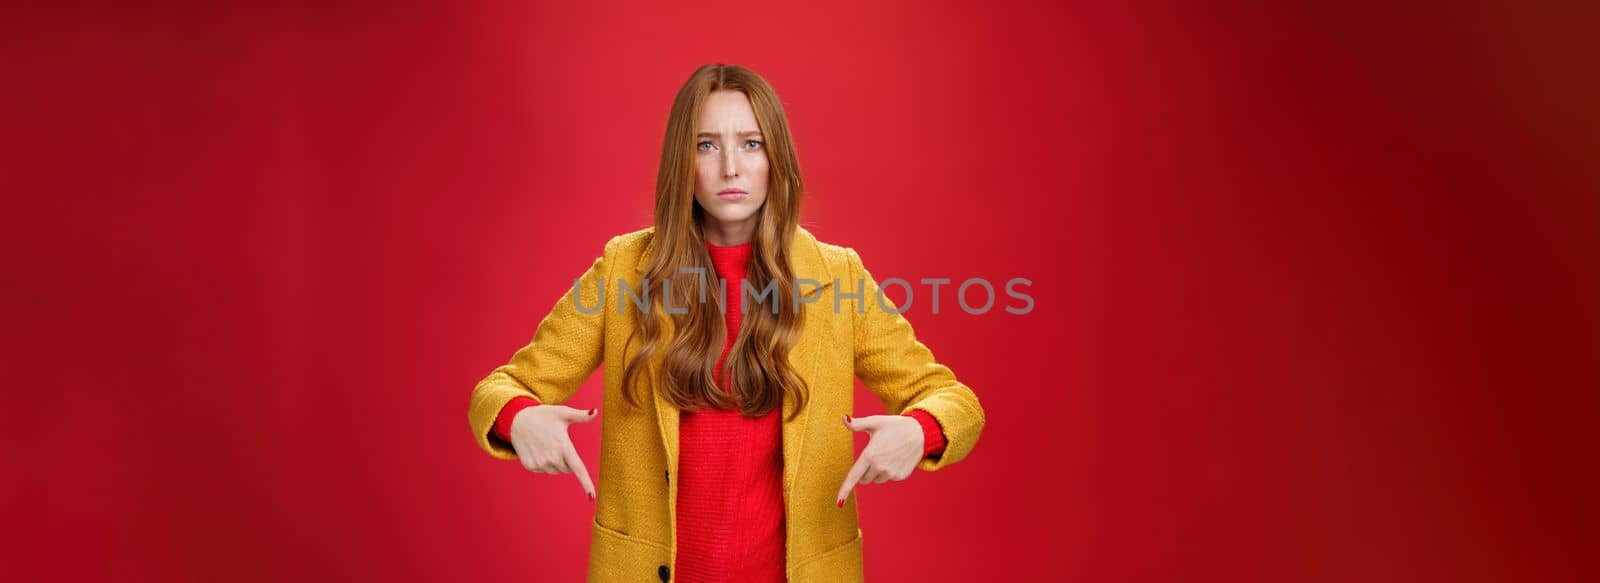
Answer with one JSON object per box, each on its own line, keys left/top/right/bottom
{"left": 620, "top": 64, "right": 809, "bottom": 421}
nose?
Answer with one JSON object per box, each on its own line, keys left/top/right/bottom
{"left": 721, "top": 147, "right": 740, "bottom": 179}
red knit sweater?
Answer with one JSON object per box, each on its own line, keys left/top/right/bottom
{"left": 493, "top": 240, "right": 946, "bottom": 581}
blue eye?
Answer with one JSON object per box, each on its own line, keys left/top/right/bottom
{"left": 745, "top": 140, "right": 763, "bottom": 150}
{"left": 697, "top": 141, "right": 714, "bottom": 152}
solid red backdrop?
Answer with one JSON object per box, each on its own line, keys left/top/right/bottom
{"left": 4, "top": 1, "right": 1598, "bottom": 581}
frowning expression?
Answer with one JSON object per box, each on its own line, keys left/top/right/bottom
{"left": 693, "top": 90, "right": 769, "bottom": 230}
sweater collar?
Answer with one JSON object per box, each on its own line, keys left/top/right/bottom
{"left": 636, "top": 225, "right": 834, "bottom": 297}
{"left": 705, "top": 239, "right": 753, "bottom": 275}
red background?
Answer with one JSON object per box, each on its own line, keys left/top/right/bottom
{"left": 5, "top": 1, "right": 1598, "bottom": 581}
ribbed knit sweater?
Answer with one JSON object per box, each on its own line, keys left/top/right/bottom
{"left": 492, "top": 239, "right": 947, "bottom": 581}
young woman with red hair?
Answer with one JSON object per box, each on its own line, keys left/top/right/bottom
{"left": 468, "top": 64, "right": 986, "bottom": 582}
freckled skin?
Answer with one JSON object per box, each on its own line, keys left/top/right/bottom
{"left": 693, "top": 90, "right": 770, "bottom": 246}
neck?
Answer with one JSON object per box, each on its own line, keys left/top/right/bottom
{"left": 701, "top": 217, "right": 756, "bottom": 246}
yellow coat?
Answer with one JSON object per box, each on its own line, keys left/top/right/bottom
{"left": 468, "top": 226, "right": 986, "bottom": 582}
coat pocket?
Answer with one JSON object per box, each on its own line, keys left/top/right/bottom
{"left": 589, "top": 517, "right": 673, "bottom": 582}
{"left": 786, "top": 527, "right": 864, "bottom": 583}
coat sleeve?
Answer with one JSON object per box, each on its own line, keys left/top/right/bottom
{"left": 845, "top": 247, "right": 986, "bottom": 472}
{"left": 468, "top": 236, "right": 615, "bottom": 460}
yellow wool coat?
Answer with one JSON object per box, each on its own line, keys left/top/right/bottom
{"left": 468, "top": 226, "right": 986, "bottom": 582}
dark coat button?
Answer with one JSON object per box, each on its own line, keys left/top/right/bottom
{"left": 658, "top": 565, "right": 670, "bottom": 581}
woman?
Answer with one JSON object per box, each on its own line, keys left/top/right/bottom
{"left": 467, "top": 64, "right": 985, "bottom": 582}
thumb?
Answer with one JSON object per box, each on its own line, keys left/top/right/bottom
{"left": 842, "top": 413, "right": 882, "bottom": 432}
{"left": 565, "top": 406, "right": 600, "bottom": 423}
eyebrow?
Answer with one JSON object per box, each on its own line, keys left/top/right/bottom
{"left": 696, "top": 130, "right": 764, "bottom": 138}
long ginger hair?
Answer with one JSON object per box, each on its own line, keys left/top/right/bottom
{"left": 620, "top": 64, "right": 810, "bottom": 420}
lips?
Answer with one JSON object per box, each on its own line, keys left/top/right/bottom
{"left": 716, "top": 188, "right": 749, "bottom": 201}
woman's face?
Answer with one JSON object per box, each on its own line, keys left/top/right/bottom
{"left": 693, "top": 90, "right": 769, "bottom": 237}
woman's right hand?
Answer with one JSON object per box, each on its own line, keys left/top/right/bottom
{"left": 508, "top": 404, "right": 599, "bottom": 501}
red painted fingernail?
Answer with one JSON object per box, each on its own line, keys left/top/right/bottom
{"left": 844, "top": 414, "right": 852, "bottom": 423}
{"left": 837, "top": 498, "right": 845, "bottom": 507}
{"left": 588, "top": 409, "right": 596, "bottom": 415}
{"left": 588, "top": 492, "right": 595, "bottom": 502}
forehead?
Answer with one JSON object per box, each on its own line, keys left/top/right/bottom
{"left": 698, "top": 90, "right": 759, "bottom": 131}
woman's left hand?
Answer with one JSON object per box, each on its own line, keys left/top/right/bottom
{"left": 835, "top": 414, "right": 924, "bottom": 507}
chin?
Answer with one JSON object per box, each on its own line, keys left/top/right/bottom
{"left": 707, "top": 209, "right": 759, "bottom": 224}
{"left": 700, "top": 200, "right": 763, "bottom": 224}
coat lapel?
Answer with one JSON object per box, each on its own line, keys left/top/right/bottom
{"left": 780, "top": 228, "right": 835, "bottom": 496}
